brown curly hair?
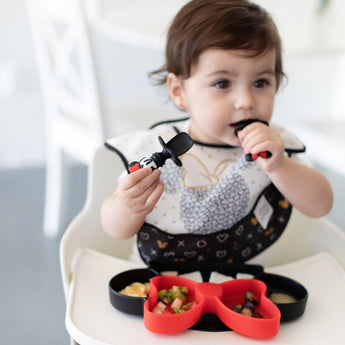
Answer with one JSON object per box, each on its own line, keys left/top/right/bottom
{"left": 150, "top": 0, "right": 284, "bottom": 90}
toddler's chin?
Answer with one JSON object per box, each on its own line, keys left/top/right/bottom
{"left": 223, "top": 134, "right": 241, "bottom": 147}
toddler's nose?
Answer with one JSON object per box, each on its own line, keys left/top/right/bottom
{"left": 234, "top": 87, "right": 254, "bottom": 110}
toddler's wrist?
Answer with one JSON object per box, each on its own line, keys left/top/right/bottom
{"left": 264, "top": 154, "right": 288, "bottom": 175}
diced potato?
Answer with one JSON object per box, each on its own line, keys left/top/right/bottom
{"left": 119, "top": 282, "right": 148, "bottom": 297}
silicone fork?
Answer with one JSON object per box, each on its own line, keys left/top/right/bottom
{"left": 234, "top": 119, "right": 272, "bottom": 161}
{"left": 128, "top": 132, "right": 193, "bottom": 173}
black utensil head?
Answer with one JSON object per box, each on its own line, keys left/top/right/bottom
{"left": 166, "top": 132, "right": 194, "bottom": 156}
{"left": 234, "top": 119, "right": 269, "bottom": 137}
{"left": 158, "top": 132, "right": 193, "bottom": 167}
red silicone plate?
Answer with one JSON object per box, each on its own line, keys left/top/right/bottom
{"left": 144, "top": 276, "right": 281, "bottom": 339}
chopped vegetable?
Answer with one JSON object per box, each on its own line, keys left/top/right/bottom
{"left": 153, "top": 285, "right": 195, "bottom": 314}
{"left": 158, "top": 285, "right": 188, "bottom": 304}
{"left": 170, "top": 297, "right": 183, "bottom": 310}
{"left": 152, "top": 301, "right": 167, "bottom": 314}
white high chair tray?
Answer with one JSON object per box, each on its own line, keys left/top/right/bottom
{"left": 66, "top": 249, "right": 345, "bottom": 345}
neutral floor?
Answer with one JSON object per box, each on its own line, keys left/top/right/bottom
{"left": 0, "top": 164, "right": 87, "bottom": 345}
{"left": 0, "top": 162, "right": 344, "bottom": 345}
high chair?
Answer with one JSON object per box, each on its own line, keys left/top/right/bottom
{"left": 26, "top": 0, "right": 181, "bottom": 238}
{"left": 60, "top": 144, "right": 345, "bottom": 345}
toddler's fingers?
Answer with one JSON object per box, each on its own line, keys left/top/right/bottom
{"left": 133, "top": 176, "right": 162, "bottom": 202}
{"left": 242, "top": 133, "right": 268, "bottom": 153}
{"left": 241, "top": 125, "right": 266, "bottom": 144}
{"left": 145, "top": 181, "right": 165, "bottom": 213}
{"left": 125, "top": 179, "right": 164, "bottom": 215}
{"left": 121, "top": 167, "right": 157, "bottom": 190}
{"left": 126, "top": 169, "right": 162, "bottom": 198}
{"left": 248, "top": 141, "right": 272, "bottom": 156}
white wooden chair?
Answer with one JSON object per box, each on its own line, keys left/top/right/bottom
{"left": 26, "top": 0, "right": 180, "bottom": 237}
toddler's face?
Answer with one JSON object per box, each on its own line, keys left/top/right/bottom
{"left": 168, "top": 48, "right": 277, "bottom": 146}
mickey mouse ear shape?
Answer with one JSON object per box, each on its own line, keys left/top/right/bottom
{"left": 158, "top": 132, "right": 194, "bottom": 167}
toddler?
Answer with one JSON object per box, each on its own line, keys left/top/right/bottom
{"left": 101, "top": 0, "right": 333, "bottom": 265}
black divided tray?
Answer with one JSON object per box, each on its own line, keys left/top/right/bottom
{"left": 109, "top": 262, "right": 308, "bottom": 331}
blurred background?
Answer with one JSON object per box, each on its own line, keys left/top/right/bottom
{"left": 0, "top": 0, "right": 344, "bottom": 344}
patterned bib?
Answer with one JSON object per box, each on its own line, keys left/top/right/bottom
{"left": 105, "top": 118, "right": 306, "bottom": 265}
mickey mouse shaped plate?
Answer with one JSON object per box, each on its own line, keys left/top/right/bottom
{"left": 144, "top": 275, "right": 280, "bottom": 339}
{"left": 109, "top": 262, "right": 308, "bottom": 338}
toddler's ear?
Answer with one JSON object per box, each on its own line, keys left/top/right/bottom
{"left": 167, "top": 73, "right": 187, "bottom": 109}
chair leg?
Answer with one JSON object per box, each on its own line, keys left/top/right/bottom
{"left": 43, "top": 147, "right": 69, "bottom": 237}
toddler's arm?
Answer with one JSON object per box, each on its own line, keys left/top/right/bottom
{"left": 101, "top": 167, "right": 164, "bottom": 239}
{"left": 238, "top": 124, "right": 333, "bottom": 217}
{"left": 265, "top": 155, "right": 333, "bottom": 217}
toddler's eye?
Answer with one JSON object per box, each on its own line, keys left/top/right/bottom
{"left": 214, "top": 79, "right": 231, "bottom": 89}
{"left": 254, "top": 79, "right": 269, "bottom": 88}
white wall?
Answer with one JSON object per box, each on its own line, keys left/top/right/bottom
{"left": 254, "top": 0, "right": 345, "bottom": 53}
{"left": 0, "top": 0, "right": 45, "bottom": 167}
{"left": 274, "top": 52, "right": 345, "bottom": 124}
{"left": 0, "top": 0, "right": 344, "bottom": 168}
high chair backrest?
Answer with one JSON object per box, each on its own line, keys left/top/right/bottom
{"left": 26, "top": 0, "right": 105, "bottom": 162}
{"left": 60, "top": 145, "right": 135, "bottom": 298}
{"left": 266, "top": 208, "right": 345, "bottom": 269}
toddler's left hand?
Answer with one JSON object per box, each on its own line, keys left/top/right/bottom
{"left": 237, "top": 122, "right": 285, "bottom": 172}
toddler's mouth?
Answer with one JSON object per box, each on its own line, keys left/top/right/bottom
{"left": 230, "top": 119, "right": 254, "bottom": 128}
{"left": 232, "top": 119, "right": 268, "bottom": 137}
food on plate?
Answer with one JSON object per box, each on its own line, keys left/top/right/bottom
{"left": 231, "top": 290, "right": 263, "bottom": 318}
{"left": 153, "top": 285, "right": 197, "bottom": 314}
{"left": 268, "top": 292, "right": 297, "bottom": 304}
{"left": 245, "top": 290, "right": 258, "bottom": 305}
{"left": 119, "top": 282, "right": 150, "bottom": 297}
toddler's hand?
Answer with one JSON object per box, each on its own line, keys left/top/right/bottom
{"left": 237, "top": 122, "right": 285, "bottom": 172}
{"left": 115, "top": 167, "right": 164, "bottom": 220}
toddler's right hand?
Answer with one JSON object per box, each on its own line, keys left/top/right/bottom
{"left": 116, "top": 167, "right": 164, "bottom": 219}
